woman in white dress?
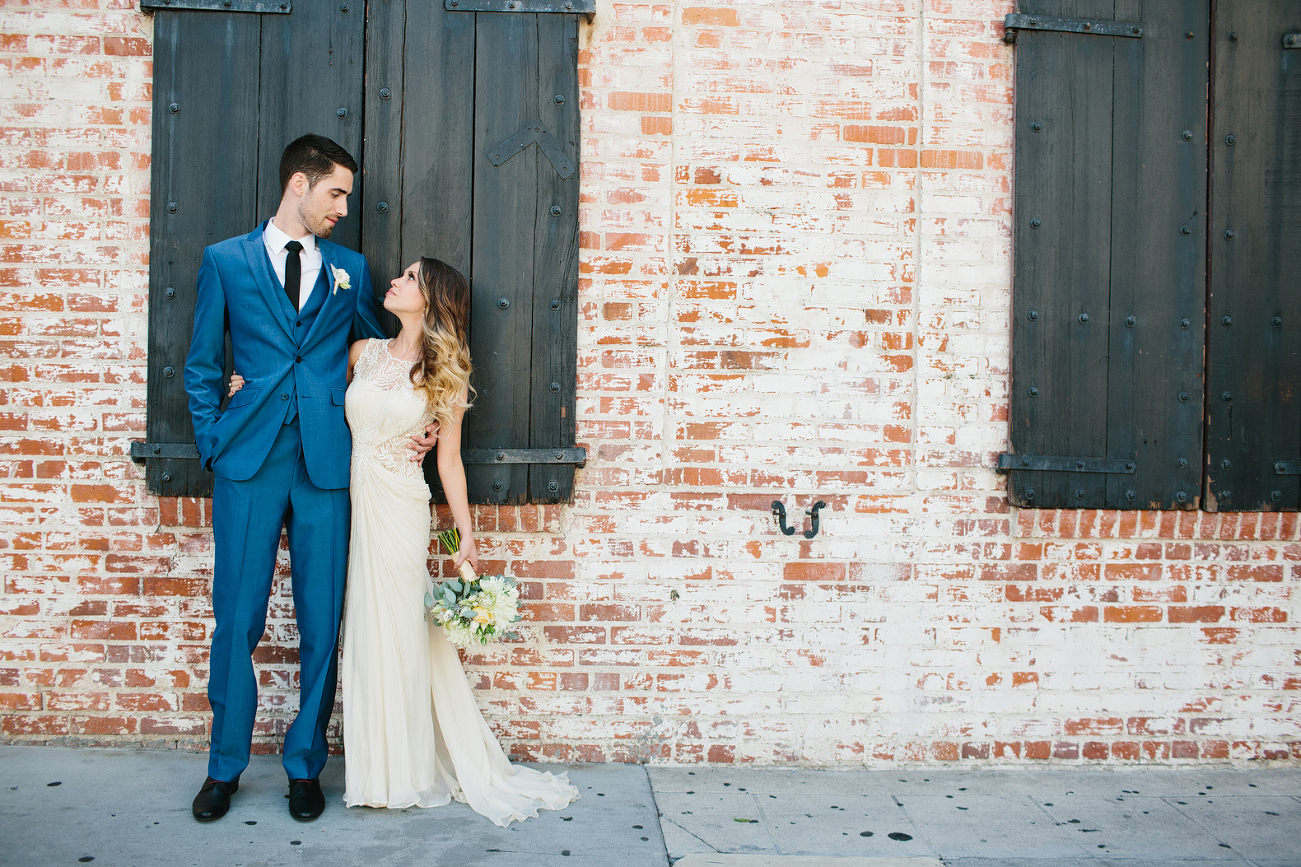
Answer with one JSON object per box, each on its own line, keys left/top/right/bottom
{"left": 232, "top": 258, "right": 577, "bottom": 826}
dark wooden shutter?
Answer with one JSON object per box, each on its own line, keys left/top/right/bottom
{"left": 1003, "top": 1, "right": 1208, "bottom": 510}
{"left": 141, "top": 0, "right": 365, "bottom": 497}
{"left": 140, "top": 0, "right": 583, "bottom": 504}
{"left": 363, "top": 4, "right": 582, "bottom": 505}
{"left": 1204, "top": 4, "right": 1301, "bottom": 511}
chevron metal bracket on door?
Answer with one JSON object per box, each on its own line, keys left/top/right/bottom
{"left": 487, "top": 122, "right": 576, "bottom": 179}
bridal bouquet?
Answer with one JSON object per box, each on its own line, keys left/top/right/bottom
{"left": 425, "top": 528, "right": 523, "bottom": 647}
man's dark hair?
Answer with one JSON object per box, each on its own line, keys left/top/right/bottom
{"left": 279, "top": 134, "right": 359, "bottom": 194}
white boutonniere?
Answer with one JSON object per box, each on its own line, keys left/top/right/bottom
{"left": 331, "top": 266, "right": 351, "bottom": 295}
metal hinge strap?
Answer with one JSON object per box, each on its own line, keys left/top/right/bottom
{"left": 1274, "top": 461, "right": 1301, "bottom": 475}
{"left": 1003, "top": 13, "right": 1142, "bottom": 44}
{"left": 140, "top": 0, "right": 292, "bottom": 12}
{"left": 131, "top": 441, "right": 587, "bottom": 468}
{"left": 1285, "top": 34, "right": 1301, "bottom": 49}
{"left": 446, "top": 0, "right": 593, "bottom": 13}
{"left": 998, "top": 453, "right": 1136, "bottom": 474}
{"left": 462, "top": 448, "right": 587, "bottom": 467}
{"left": 130, "top": 441, "right": 201, "bottom": 462}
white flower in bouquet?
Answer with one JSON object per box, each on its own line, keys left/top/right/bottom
{"left": 424, "top": 528, "right": 523, "bottom": 646}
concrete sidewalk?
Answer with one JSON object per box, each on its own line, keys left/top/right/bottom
{"left": 1, "top": 746, "right": 1298, "bottom": 867}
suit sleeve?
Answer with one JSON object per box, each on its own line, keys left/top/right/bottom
{"left": 184, "top": 246, "right": 228, "bottom": 470}
{"left": 350, "top": 256, "right": 390, "bottom": 341}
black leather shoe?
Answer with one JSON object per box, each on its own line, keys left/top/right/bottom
{"left": 288, "top": 778, "right": 325, "bottom": 821}
{"left": 192, "top": 776, "right": 239, "bottom": 822}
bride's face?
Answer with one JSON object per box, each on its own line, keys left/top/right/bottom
{"left": 384, "top": 261, "right": 424, "bottom": 315}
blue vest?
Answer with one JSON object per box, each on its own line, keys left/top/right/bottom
{"left": 283, "top": 268, "right": 329, "bottom": 423}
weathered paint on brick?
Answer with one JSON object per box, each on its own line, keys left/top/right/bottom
{"left": 0, "top": 0, "right": 1297, "bottom": 766}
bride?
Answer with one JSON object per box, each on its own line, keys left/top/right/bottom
{"left": 230, "top": 258, "right": 577, "bottom": 826}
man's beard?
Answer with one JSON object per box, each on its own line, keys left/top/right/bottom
{"left": 299, "top": 201, "right": 334, "bottom": 238}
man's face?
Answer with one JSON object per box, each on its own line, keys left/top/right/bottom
{"left": 295, "top": 164, "right": 353, "bottom": 238}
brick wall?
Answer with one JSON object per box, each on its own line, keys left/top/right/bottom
{"left": 1, "top": 0, "right": 1297, "bottom": 766}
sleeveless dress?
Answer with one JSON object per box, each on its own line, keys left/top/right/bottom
{"left": 339, "top": 338, "right": 578, "bottom": 825}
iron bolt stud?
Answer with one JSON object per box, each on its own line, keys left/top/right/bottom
{"left": 1272, "top": 490, "right": 1283, "bottom": 501}
{"left": 162, "top": 472, "right": 173, "bottom": 483}
{"left": 498, "top": 297, "right": 510, "bottom": 309}
{"left": 163, "top": 367, "right": 175, "bottom": 378}
{"left": 1225, "top": 134, "right": 1236, "bottom": 145}
{"left": 548, "top": 480, "right": 560, "bottom": 493}
{"left": 1031, "top": 122, "right": 1041, "bottom": 132}
{"left": 1024, "top": 488, "right": 1036, "bottom": 501}
{"left": 376, "top": 202, "right": 389, "bottom": 213}
{"left": 555, "top": 95, "right": 566, "bottom": 105}
{"left": 170, "top": 103, "right": 180, "bottom": 113}
{"left": 1177, "top": 457, "right": 1188, "bottom": 468}
{"left": 1182, "top": 130, "right": 1192, "bottom": 141}
{"left": 1273, "top": 317, "right": 1283, "bottom": 327}
{"left": 549, "top": 382, "right": 560, "bottom": 393}
{"left": 1185, "top": 31, "right": 1194, "bottom": 39}
{"left": 1027, "top": 310, "right": 1038, "bottom": 320}
{"left": 1223, "top": 391, "right": 1233, "bottom": 401}
{"left": 1222, "top": 459, "right": 1232, "bottom": 469}
{"left": 1125, "top": 315, "right": 1135, "bottom": 327}
{"left": 1180, "top": 318, "right": 1191, "bottom": 328}
{"left": 337, "top": 107, "right": 348, "bottom": 118}
{"left": 1028, "top": 387, "right": 1039, "bottom": 397}
{"left": 1078, "top": 313, "right": 1089, "bottom": 324}
{"left": 1225, "top": 229, "right": 1235, "bottom": 239}
{"left": 1230, "top": 32, "right": 1238, "bottom": 41}
{"left": 1126, "top": 490, "right": 1136, "bottom": 501}
{"left": 168, "top": 202, "right": 178, "bottom": 213}
{"left": 1222, "top": 315, "right": 1232, "bottom": 326}
{"left": 1075, "top": 489, "right": 1085, "bottom": 500}
{"left": 1222, "top": 490, "right": 1232, "bottom": 499}
{"left": 550, "top": 299, "right": 561, "bottom": 310}
{"left": 165, "top": 287, "right": 175, "bottom": 299}
{"left": 380, "top": 88, "right": 391, "bottom": 99}
{"left": 341, "top": 3, "right": 348, "bottom": 9}
{"left": 1180, "top": 225, "right": 1190, "bottom": 235}
{"left": 1176, "top": 491, "right": 1188, "bottom": 503}
{"left": 1030, "top": 217, "right": 1041, "bottom": 229}
{"left": 492, "top": 481, "right": 503, "bottom": 491}
{"left": 550, "top": 205, "right": 562, "bottom": 216}
{"left": 1178, "top": 392, "right": 1189, "bottom": 403}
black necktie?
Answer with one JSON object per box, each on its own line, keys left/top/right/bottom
{"left": 284, "top": 239, "right": 303, "bottom": 311}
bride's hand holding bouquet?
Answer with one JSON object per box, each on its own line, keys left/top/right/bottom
{"left": 425, "top": 528, "right": 523, "bottom": 648}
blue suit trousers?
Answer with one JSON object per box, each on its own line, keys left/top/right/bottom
{"left": 207, "top": 419, "right": 350, "bottom": 782}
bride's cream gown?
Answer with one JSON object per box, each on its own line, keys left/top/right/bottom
{"left": 340, "top": 338, "right": 578, "bottom": 825}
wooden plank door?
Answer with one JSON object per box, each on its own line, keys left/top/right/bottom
{"left": 1204, "top": 3, "right": 1301, "bottom": 511}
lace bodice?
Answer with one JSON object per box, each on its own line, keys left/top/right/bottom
{"left": 346, "top": 339, "right": 435, "bottom": 481}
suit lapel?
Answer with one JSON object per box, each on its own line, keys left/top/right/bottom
{"left": 299, "top": 242, "right": 340, "bottom": 350}
{"left": 239, "top": 221, "right": 296, "bottom": 342}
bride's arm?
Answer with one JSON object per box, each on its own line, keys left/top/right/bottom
{"left": 436, "top": 390, "right": 480, "bottom": 573}
{"left": 347, "top": 339, "right": 368, "bottom": 383}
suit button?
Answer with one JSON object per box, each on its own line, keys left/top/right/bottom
{"left": 281, "top": 393, "right": 289, "bottom": 400}
{"left": 296, "top": 321, "right": 302, "bottom": 327}
{"left": 295, "top": 356, "right": 303, "bottom": 363}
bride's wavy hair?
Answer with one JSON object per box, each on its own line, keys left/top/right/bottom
{"left": 409, "top": 257, "right": 474, "bottom": 429}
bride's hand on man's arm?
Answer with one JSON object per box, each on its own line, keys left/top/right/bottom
{"left": 228, "top": 373, "right": 244, "bottom": 397}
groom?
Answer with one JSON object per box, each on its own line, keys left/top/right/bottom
{"left": 184, "top": 134, "right": 428, "bottom": 822}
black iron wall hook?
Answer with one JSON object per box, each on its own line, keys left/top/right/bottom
{"left": 771, "top": 500, "right": 829, "bottom": 539}
{"left": 771, "top": 500, "right": 797, "bottom": 535}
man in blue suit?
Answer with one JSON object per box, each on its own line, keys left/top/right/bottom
{"left": 184, "top": 135, "right": 424, "bottom": 822}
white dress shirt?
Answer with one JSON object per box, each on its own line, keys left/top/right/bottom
{"left": 263, "top": 220, "right": 323, "bottom": 312}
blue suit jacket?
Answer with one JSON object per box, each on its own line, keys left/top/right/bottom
{"left": 184, "top": 221, "right": 387, "bottom": 489}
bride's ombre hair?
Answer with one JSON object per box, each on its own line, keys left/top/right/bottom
{"left": 410, "top": 257, "right": 473, "bottom": 429}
